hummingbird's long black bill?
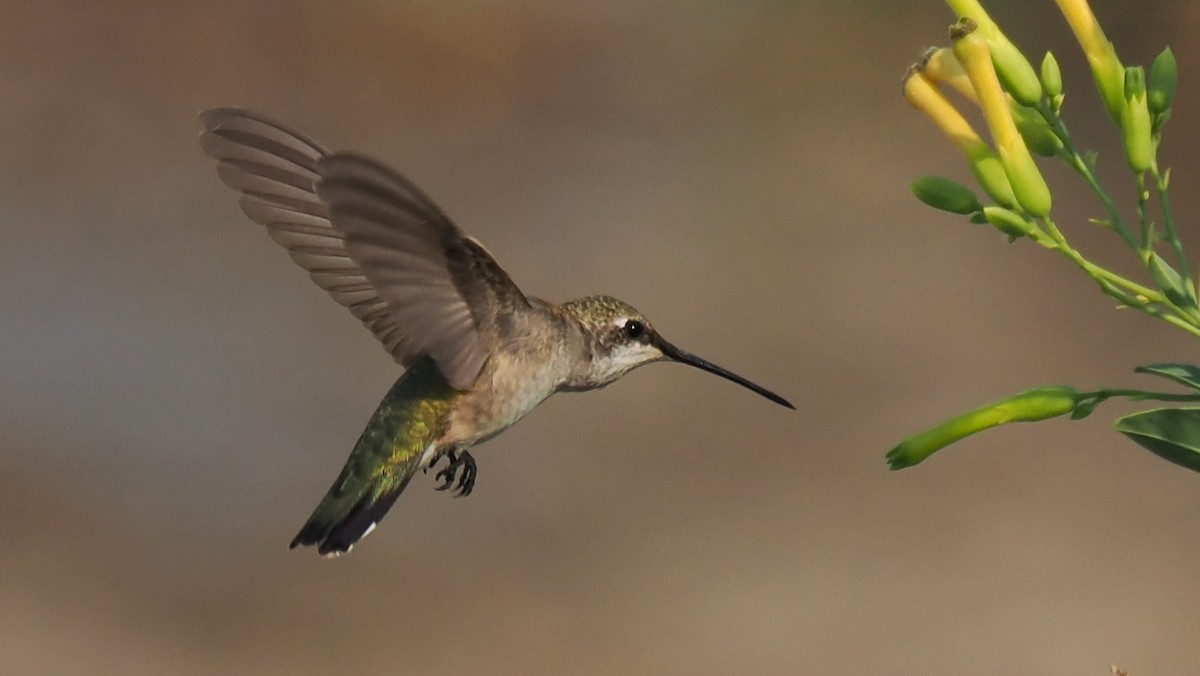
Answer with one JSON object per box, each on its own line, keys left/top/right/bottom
{"left": 657, "top": 338, "right": 795, "bottom": 410}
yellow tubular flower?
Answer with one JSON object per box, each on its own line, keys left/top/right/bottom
{"left": 903, "top": 67, "right": 1017, "bottom": 208}
{"left": 954, "top": 28, "right": 1052, "bottom": 217}
{"left": 924, "top": 47, "right": 1057, "bottom": 157}
{"left": 922, "top": 47, "right": 978, "bottom": 103}
{"left": 1055, "top": 0, "right": 1125, "bottom": 123}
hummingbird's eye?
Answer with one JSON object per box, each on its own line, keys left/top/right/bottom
{"left": 623, "top": 319, "right": 646, "bottom": 340}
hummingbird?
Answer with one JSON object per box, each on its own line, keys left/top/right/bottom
{"left": 199, "top": 108, "right": 793, "bottom": 556}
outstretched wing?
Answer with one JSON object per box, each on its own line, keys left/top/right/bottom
{"left": 198, "top": 108, "right": 530, "bottom": 389}
{"left": 314, "top": 153, "right": 532, "bottom": 390}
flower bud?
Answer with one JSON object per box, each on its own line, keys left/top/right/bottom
{"left": 1121, "top": 66, "right": 1153, "bottom": 172}
{"left": 1148, "top": 47, "right": 1177, "bottom": 115}
{"left": 1041, "top": 52, "right": 1063, "bottom": 100}
{"left": 969, "top": 155, "right": 1018, "bottom": 211}
{"left": 983, "top": 205, "right": 1035, "bottom": 238}
{"left": 988, "top": 37, "right": 1044, "bottom": 107}
{"left": 887, "top": 386, "right": 1080, "bottom": 469}
{"left": 954, "top": 26, "right": 1053, "bottom": 216}
{"left": 912, "top": 176, "right": 983, "bottom": 215}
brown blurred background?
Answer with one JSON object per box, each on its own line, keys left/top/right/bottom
{"left": 3, "top": 1, "right": 1200, "bottom": 673}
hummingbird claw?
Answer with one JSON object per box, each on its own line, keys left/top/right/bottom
{"left": 454, "top": 452, "right": 476, "bottom": 497}
{"left": 433, "top": 449, "right": 477, "bottom": 497}
{"left": 433, "top": 451, "right": 457, "bottom": 491}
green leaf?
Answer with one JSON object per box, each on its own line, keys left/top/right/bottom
{"left": 1115, "top": 407, "right": 1200, "bottom": 473}
{"left": 1147, "top": 253, "right": 1199, "bottom": 311}
{"left": 1134, "top": 363, "right": 1200, "bottom": 392}
{"left": 1070, "top": 394, "right": 1110, "bottom": 420}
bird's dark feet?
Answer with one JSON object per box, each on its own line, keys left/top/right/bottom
{"left": 433, "top": 449, "right": 477, "bottom": 497}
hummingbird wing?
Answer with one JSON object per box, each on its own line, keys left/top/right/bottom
{"left": 314, "top": 152, "right": 532, "bottom": 390}
{"left": 199, "top": 108, "right": 530, "bottom": 389}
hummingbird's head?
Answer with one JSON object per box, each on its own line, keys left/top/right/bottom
{"left": 560, "top": 296, "right": 794, "bottom": 409}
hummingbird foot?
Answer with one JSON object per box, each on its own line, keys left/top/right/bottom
{"left": 433, "top": 449, "right": 477, "bottom": 497}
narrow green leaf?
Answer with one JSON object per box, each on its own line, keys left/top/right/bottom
{"left": 1115, "top": 407, "right": 1200, "bottom": 473}
{"left": 1134, "top": 363, "right": 1200, "bottom": 392}
{"left": 1070, "top": 394, "right": 1110, "bottom": 420}
{"left": 1148, "top": 253, "right": 1199, "bottom": 311}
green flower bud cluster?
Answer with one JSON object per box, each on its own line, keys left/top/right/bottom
{"left": 893, "top": 0, "right": 1200, "bottom": 477}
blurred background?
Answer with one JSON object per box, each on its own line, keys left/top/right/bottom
{"left": 3, "top": 1, "right": 1200, "bottom": 673}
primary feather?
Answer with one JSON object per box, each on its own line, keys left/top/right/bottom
{"left": 198, "top": 107, "right": 529, "bottom": 390}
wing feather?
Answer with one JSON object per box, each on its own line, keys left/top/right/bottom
{"left": 199, "top": 108, "right": 530, "bottom": 389}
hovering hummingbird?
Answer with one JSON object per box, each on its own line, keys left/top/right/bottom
{"left": 199, "top": 108, "right": 793, "bottom": 556}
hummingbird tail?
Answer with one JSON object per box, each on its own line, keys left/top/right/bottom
{"left": 289, "top": 468, "right": 416, "bottom": 556}
{"left": 288, "top": 358, "right": 458, "bottom": 556}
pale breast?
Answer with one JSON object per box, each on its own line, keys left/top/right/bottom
{"left": 439, "top": 299, "right": 582, "bottom": 449}
{"left": 442, "top": 348, "right": 566, "bottom": 448}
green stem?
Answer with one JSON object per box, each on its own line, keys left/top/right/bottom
{"left": 1151, "top": 160, "right": 1190, "bottom": 281}
{"left": 1028, "top": 217, "right": 1200, "bottom": 339}
{"left": 1035, "top": 218, "right": 1157, "bottom": 299}
{"left": 1037, "top": 103, "right": 1140, "bottom": 249}
{"left": 1080, "top": 388, "right": 1200, "bottom": 403}
{"left": 1135, "top": 172, "right": 1153, "bottom": 252}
